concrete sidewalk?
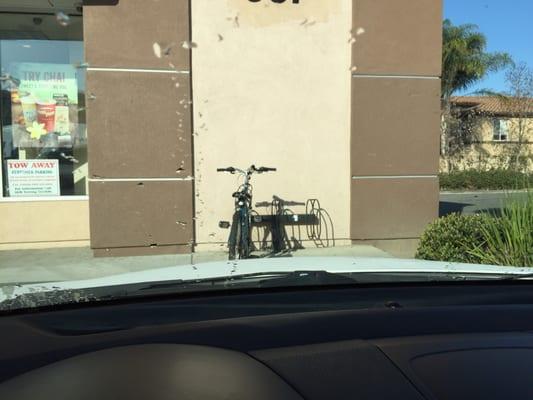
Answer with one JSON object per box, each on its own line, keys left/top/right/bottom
{"left": 0, "top": 245, "right": 391, "bottom": 284}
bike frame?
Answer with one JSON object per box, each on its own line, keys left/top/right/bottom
{"left": 218, "top": 165, "right": 276, "bottom": 260}
{"left": 228, "top": 168, "right": 254, "bottom": 259}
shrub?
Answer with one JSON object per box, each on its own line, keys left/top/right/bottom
{"left": 469, "top": 192, "right": 533, "bottom": 267}
{"left": 416, "top": 214, "right": 487, "bottom": 264}
{"left": 440, "top": 169, "right": 533, "bottom": 191}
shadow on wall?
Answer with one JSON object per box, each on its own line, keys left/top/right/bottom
{"left": 251, "top": 196, "right": 335, "bottom": 254}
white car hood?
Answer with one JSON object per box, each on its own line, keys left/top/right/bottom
{"left": 0, "top": 257, "right": 530, "bottom": 304}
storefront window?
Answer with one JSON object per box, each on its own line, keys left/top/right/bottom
{"left": 0, "top": 10, "right": 86, "bottom": 198}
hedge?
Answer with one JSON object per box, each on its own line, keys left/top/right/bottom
{"left": 415, "top": 213, "right": 487, "bottom": 264}
{"left": 439, "top": 169, "right": 533, "bottom": 191}
{"left": 417, "top": 193, "right": 533, "bottom": 267}
{"left": 468, "top": 192, "right": 533, "bottom": 267}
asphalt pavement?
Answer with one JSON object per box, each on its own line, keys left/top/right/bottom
{"left": 440, "top": 190, "right": 530, "bottom": 217}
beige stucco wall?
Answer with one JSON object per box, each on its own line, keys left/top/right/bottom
{"left": 191, "top": 0, "right": 352, "bottom": 249}
{"left": 0, "top": 200, "right": 90, "bottom": 250}
{"left": 441, "top": 116, "right": 533, "bottom": 172}
{"left": 440, "top": 146, "right": 533, "bottom": 172}
{"left": 477, "top": 117, "right": 533, "bottom": 142}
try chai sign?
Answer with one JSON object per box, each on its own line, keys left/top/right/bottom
{"left": 7, "top": 159, "right": 60, "bottom": 197}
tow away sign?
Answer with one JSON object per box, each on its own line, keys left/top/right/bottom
{"left": 7, "top": 159, "right": 60, "bottom": 197}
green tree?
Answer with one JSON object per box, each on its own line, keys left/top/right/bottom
{"left": 441, "top": 19, "right": 513, "bottom": 164}
{"left": 492, "top": 63, "right": 533, "bottom": 172}
{"left": 442, "top": 19, "right": 512, "bottom": 102}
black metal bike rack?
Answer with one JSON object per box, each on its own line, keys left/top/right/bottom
{"left": 251, "top": 197, "right": 325, "bottom": 253}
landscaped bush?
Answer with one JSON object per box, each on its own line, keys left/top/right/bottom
{"left": 415, "top": 213, "right": 487, "bottom": 264}
{"left": 417, "top": 193, "right": 533, "bottom": 267}
{"left": 469, "top": 192, "right": 533, "bottom": 267}
{"left": 439, "top": 169, "right": 533, "bottom": 191}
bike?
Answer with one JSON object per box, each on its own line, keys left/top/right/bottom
{"left": 217, "top": 165, "right": 277, "bottom": 260}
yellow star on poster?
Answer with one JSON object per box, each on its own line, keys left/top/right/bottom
{"left": 26, "top": 121, "right": 47, "bottom": 140}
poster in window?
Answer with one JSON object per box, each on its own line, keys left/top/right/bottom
{"left": 9, "top": 62, "right": 79, "bottom": 148}
{"left": 7, "top": 159, "right": 60, "bottom": 197}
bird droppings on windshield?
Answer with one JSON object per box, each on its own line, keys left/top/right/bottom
{"left": 153, "top": 42, "right": 178, "bottom": 59}
{"left": 55, "top": 11, "right": 71, "bottom": 27}
{"left": 162, "top": 43, "right": 176, "bottom": 56}
{"left": 176, "top": 160, "right": 186, "bottom": 172}
{"left": 227, "top": 14, "right": 240, "bottom": 28}
{"left": 182, "top": 41, "right": 198, "bottom": 50}
{"left": 152, "top": 42, "right": 162, "bottom": 58}
{"left": 74, "top": 62, "right": 90, "bottom": 69}
{"left": 0, "top": 287, "right": 99, "bottom": 312}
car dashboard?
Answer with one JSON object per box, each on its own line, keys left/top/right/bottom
{"left": 1, "top": 282, "right": 533, "bottom": 399}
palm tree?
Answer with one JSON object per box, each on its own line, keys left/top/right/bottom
{"left": 441, "top": 19, "right": 512, "bottom": 160}
{"left": 442, "top": 19, "right": 512, "bottom": 102}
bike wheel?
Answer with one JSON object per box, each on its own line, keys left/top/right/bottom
{"left": 228, "top": 240, "right": 237, "bottom": 261}
{"left": 238, "top": 213, "right": 251, "bottom": 259}
{"left": 228, "top": 212, "right": 240, "bottom": 260}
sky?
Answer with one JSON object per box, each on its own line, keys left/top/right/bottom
{"left": 444, "top": 0, "right": 533, "bottom": 94}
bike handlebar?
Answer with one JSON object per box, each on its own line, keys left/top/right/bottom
{"left": 256, "top": 167, "right": 277, "bottom": 172}
{"left": 217, "top": 166, "right": 277, "bottom": 174}
{"left": 217, "top": 167, "right": 236, "bottom": 173}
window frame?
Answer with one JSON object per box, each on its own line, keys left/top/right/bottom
{"left": 492, "top": 118, "right": 510, "bottom": 142}
{"left": 0, "top": 11, "right": 87, "bottom": 201}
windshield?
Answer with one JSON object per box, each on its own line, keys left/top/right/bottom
{"left": 0, "top": 0, "right": 532, "bottom": 311}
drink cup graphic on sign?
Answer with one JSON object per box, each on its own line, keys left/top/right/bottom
{"left": 36, "top": 100, "right": 56, "bottom": 132}
{"left": 20, "top": 96, "right": 37, "bottom": 126}
{"left": 53, "top": 94, "right": 70, "bottom": 134}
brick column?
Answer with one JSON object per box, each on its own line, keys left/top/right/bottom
{"left": 350, "top": 0, "right": 443, "bottom": 253}
{"left": 84, "top": 0, "right": 194, "bottom": 256}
